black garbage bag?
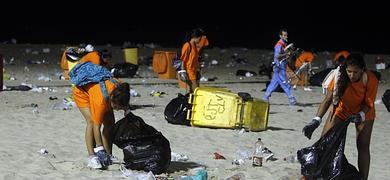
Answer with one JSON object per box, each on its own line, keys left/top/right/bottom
{"left": 309, "top": 68, "right": 333, "bottom": 86}
{"left": 236, "top": 69, "right": 257, "bottom": 76}
{"left": 111, "top": 63, "right": 139, "bottom": 78}
{"left": 382, "top": 89, "right": 390, "bottom": 112}
{"left": 111, "top": 111, "right": 171, "bottom": 174}
{"left": 164, "top": 93, "right": 191, "bottom": 126}
{"left": 8, "top": 85, "right": 32, "bottom": 91}
{"left": 297, "top": 118, "right": 361, "bottom": 180}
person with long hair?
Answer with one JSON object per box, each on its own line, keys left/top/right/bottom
{"left": 303, "top": 53, "right": 378, "bottom": 179}
{"left": 179, "top": 28, "right": 203, "bottom": 93}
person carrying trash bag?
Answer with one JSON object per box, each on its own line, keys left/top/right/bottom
{"left": 298, "top": 116, "right": 362, "bottom": 179}
{"left": 301, "top": 53, "right": 378, "bottom": 180}
{"left": 110, "top": 82, "right": 171, "bottom": 174}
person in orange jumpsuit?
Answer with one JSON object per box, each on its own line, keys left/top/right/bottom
{"left": 179, "top": 28, "right": 203, "bottom": 93}
{"left": 71, "top": 44, "right": 118, "bottom": 169}
{"left": 292, "top": 50, "right": 315, "bottom": 91}
{"left": 334, "top": 50, "right": 350, "bottom": 67}
{"left": 303, "top": 53, "right": 378, "bottom": 179}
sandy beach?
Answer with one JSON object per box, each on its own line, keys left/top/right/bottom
{"left": 1, "top": 44, "right": 389, "bottom": 179}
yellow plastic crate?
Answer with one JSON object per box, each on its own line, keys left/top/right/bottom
{"left": 123, "top": 48, "right": 138, "bottom": 65}
{"left": 187, "top": 87, "right": 269, "bottom": 131}
{"left": 242, "top": 98, "right": 269, "bottom": 131}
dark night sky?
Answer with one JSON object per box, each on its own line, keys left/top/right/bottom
{"left": 1, "top": 4, "right": 389, "bottom": 54}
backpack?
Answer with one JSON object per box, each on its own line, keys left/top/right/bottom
{"left": 69, "top": 61, "right": 118, "bottom": 101}
{"left": 321, "top": 67, "right": 340, "bottom": 94}
{"left": 66, "top": 47, "right": 108, "bottom": 65}
{"left": 164, "top": 93, "right": 191, "bottom": 126}
{"left": 172, "top": 42, "right": 191, "bottom": 71}
{"left": 65, "top": 47, "right": 86, "bottom": 62}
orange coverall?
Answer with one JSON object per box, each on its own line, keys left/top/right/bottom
{"left": 72, "top": 51, "right": 117, "bottom": 125}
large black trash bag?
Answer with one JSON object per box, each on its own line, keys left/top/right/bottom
{"left": 309, "top": 68, "right": 333, "bottom": 86}
{"left": 164, "top": 93, "right": 191, "bottom": 126}
{"left": 297, "top": 118, "right": 361, "bottom": 180}
{"left": 111, "top": 63, "right": 139, "bottom": 78}
{"left": 383, "top": 89, "right": 390, "bottom": 112}
{"left": 111, "top": 112, "right": 171, "bottom": 174}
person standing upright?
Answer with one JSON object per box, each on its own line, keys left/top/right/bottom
{"left": 262, "top": 29, "right": 297, "bottom": 105}
{"left": 179, "top": 28, "right": 203, "bottom": 93}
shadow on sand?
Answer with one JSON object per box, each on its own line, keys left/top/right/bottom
{"left": 130, "top": 104, "right": 157, "bottom": 110}
{"left": 267, "top": 126, "right": 295, "bottom": 131}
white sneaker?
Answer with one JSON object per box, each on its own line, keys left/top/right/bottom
{"left": 293, "top": 85, "right": 297, "bottom": 90}
{"left": 87, "top": 156, "right": 102, "bottom": 169}
{"left": 304, "top": 87, "right": 312, "bottom": 91}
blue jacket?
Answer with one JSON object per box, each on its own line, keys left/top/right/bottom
{"left": 69, "top": 61, "right": 117, "bottom": 100}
